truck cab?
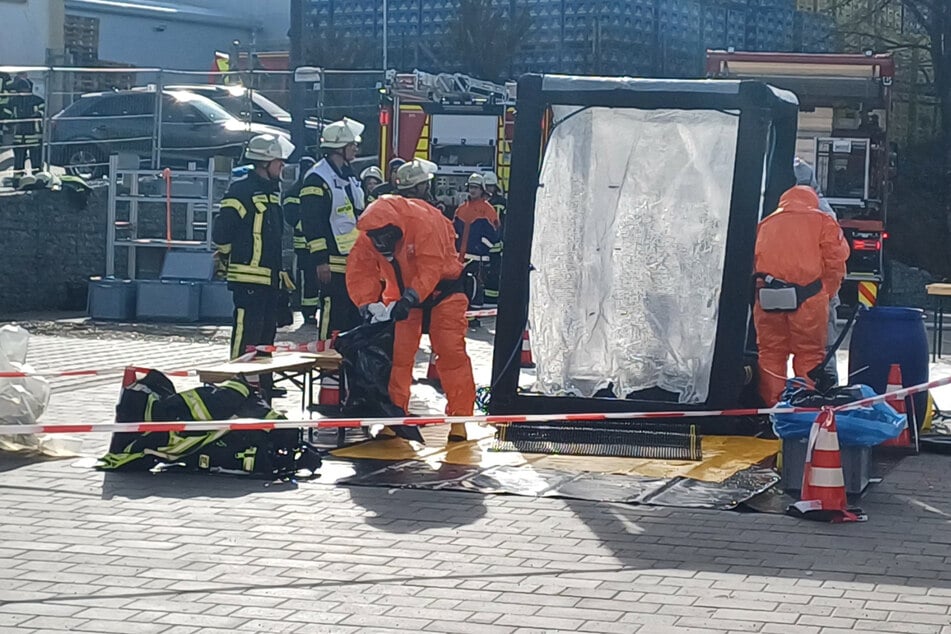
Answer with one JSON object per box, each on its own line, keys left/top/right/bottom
{"left": 706, "top": 50, "right": 896, "bottom": 311}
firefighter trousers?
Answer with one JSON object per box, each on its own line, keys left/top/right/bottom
{"left": 319, "top": 271, "right": 362, "bottom": 341}
{"left": 390, "top": 293, "right": 475, "bottom": 417}
{"left": 230, "top": 285, "right": 280, "bottom": 397}
{"left": 295, "top": 249, "right": 319, "bottom": 318}
{"left": 13, "top": 143, "right": 39, "bottom": 175}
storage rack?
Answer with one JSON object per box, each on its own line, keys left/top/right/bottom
{"left": 105, "top": 156, "right": 231, "bottom": 278}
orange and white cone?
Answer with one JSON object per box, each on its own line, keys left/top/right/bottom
{"left": 427, "top": 351, "right": 441, "bottom": 383}
{"left": 520, "top": 329, "right": 535, "bottom": 369}
{"left": 882, "top": 363, "right": 914, "bottom": 450}
{"left": 787, "top": 408, "right": 866, "bottom": 523}
{"left": 318, "top": 375, "right": 340, "bottom": 407}
{"left": 121, "top": 366, "right": 139, "bottom": 389}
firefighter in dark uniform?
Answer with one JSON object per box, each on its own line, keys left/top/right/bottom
{"left": 10, "top": 74, "right": 44, "bottom": 185}
{"left": 212, "top": 134, "right": 295, "bottom": 398}
{"left": 299, "top": 118, "right": 366, "bottom": 340}
{"left": 282, "top": 156, "right": 319, "bottom": 325}
{"left": 369, "top": 157, "right": 405, "bottom": 200}
{"left": 482, "top": 172, "right": 506, "bottom": 305}
{"left": 0, "top": 71, "right": 13, "bottom": 133}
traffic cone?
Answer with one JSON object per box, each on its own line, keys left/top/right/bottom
{"left": 787, "top": 409, "right": 866, "bottom": 523}
{"left": 427, "top": 351, "right": 441, "bottom": 383}
{"left": 121, "top": 366, "right": 139, "bottom": 388}
{"left": 520, "top": 329, "right": 535, "bottom": 369}
{"left": 318, "top": 375, "right": 340, "bottom": 407}
{"left": 882, "top": 363, "right": 914, "bottom": 449}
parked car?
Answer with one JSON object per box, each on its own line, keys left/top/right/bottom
{"left": 49, "top": 88, "right": 290, "bottom": 178}
{"left": 167, "top": 84, "right": 322, "bottom": 155}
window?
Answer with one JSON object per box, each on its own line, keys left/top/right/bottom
{"left": 86, "top": 93, "right": 153, "bottom": 117}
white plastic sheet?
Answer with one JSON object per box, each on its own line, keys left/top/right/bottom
{"left": 529, "top": 106, "right": 740, "bottom": 403}
{"left": 0, "top": 325, "right": 59, "bottom": 453}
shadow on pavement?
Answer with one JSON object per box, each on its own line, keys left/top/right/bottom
{"left": 551, "top": 452, "right": 951, "bottom": 591}
{"left": 100, "top": 470, "right": 301, "bottom": 500}
{"left": 344, "top": 478, "right": 488, "bottom": 533}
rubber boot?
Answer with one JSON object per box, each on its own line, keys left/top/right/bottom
{"left": 448, "top": 423, "right": 468, "bottom": 443}
{"left": 375, "top": 426, "right": 398, "bottom": 440}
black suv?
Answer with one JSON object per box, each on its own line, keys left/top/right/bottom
{"left": 49, "top": 89, "right": 290, "bottom": 178}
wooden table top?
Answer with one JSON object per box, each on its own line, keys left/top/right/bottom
{"left": 196, "top": 351, "right": 342, "bottom": 383}
{"left": 926, "top": 283, "right": 951, "bottom": 296}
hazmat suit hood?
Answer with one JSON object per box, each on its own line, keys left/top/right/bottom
{"left": 349, "top": 195, "right": 464, "bottom": 306}
{"left": 793, "top": 158, "right": 836, "bottom": 217}
{"left": 777, "top": 185, "right": 821, "bottom": 213}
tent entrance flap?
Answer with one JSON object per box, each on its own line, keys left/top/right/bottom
{"left": 529, "top": 107, "right": 739, "bottom": 404}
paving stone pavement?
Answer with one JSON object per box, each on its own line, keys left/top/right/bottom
{"left": 0, "top": 323, "right": 950, "bottom": 633}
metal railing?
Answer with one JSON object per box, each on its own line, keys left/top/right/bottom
{"left": 0, "top": 65, "right": 386, "bottom": 189}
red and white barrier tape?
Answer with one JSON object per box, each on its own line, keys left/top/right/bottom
{"left": 0, "top": 366, "right": 195, "bottom": 380}
{"left": 0, "top": 405, "right": 809, "bottom": 436}
{"left": 247, "top": 342, "right": 331, "bottom": 354}
{"left": 465, "top": 308, "right": 498, "bottom": 318}
{"left": 1, "top": 358, "right": 948, "bottom": 436}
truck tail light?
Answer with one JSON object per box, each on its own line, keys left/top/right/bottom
{"left": 379, "top": 108, "right": 391, "bottom": 127}
{"left": 853, "top": 239, "right": 882, "bottom": 251}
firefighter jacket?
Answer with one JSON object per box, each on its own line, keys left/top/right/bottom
{"left": 282, "top": 177, "right": 307, "bottom": 251}
{"left": 12, "top": 91, "right": 43, "bottom": 144}
{"left": 299, "top": 158, "right": 365, "bottom": 274}
{"left": 453, "top": 199, "right": 500, "bottom": 262}
{"left": 347, "top": 195, "right": 464, "bottom": 307}
{"left": 212, "top": 170, "right": 284, "bottom": 288}
{"left": 0, "top": 72, "right": 12, "bottom": 119}
{"left": 368, "top": 181, "right": 396, "bottom": 203}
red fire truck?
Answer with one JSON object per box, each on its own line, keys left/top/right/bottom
{"left": 706, "top": 50, "right": 896, "bottom": 310}
{"left": 378, "top": 70, "right": 516, "bottom": 213}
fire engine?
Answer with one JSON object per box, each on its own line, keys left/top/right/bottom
{"left": 378, "top": 70, "right": 517, "bottom": 212}
{"left": 706, "top": 50, "right": 896, "bottom": 311}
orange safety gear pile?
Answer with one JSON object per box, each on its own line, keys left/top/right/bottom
{"left": 346, "top": 195, "right": 476, "bottom": 430}
{"left": 754, "top": 186, "right": 850, "bottom": 406}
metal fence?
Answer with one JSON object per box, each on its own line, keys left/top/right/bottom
{"left": 0, "top": 65, "right": 385, "bottom": 189}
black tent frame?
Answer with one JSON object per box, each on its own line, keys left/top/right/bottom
{"left": 490, "top": 74, "right": 800, "bottom": 416}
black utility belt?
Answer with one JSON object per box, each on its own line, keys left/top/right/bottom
{"left": 756, "top": 274, "right": 822, "bottom": 312}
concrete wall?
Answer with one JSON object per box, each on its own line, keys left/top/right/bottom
{"left": 66, "top": 7, "right": 254, "bottom": 70}
{"left": 0, "top": 188, "right": 106, "bottom": 313}
{"left": 0, "top": 0, "right": 65, "bottom": 66}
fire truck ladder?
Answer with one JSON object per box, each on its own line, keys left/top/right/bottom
{"left": 387, "top": 69, "right": 516, "bottom": 105}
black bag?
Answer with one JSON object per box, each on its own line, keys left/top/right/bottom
{"left": 334, "top": 320, "right": 424, "bottom": 443}
{"left": 100, "top": 371, "right": 321, "bottom": 478}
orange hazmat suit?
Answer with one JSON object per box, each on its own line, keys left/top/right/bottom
{"left": 346, "top": 195, "right": 476, "bottom": 423}
{"left": 754, "top": 186, "right": 850, "bottom": 406}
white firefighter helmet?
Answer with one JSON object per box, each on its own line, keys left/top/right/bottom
{"left": 244, "top": 134, "right": 295, "bottom": 162}
{"left": 395, "top": 159, "right": 438, "bottom": 190}
{"left": 483, "top": 172, "right": 499, "bottom": 188}
{"left": 466, "top": 172, "right": 485, "bottom": 189}
{"left": 360, "top": 165, "right": 385, "bottom": 182}
{"left": 320, "top": 117, "right": 364, "bottom": 149}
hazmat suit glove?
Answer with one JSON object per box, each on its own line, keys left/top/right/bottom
{"left": 390, "top": 288, "right": 420, "bottom": 322}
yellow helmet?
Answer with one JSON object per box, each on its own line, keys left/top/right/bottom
{"left": 320, "top": 117, "right": 364, "bottom": 149}
{"left": 466, "top": 173, "right": 485, "bottom": 189}
{"left": 395, "top": 159, "right": 438, "bottom": 189}
{"left": 244, "top": 134, "right": 295, "bottom": 162}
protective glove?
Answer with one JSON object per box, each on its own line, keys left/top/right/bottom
{"left": 390, "top": 288, "right": 420, "bottom": 322}
{"left": 367, "top": 302, "right": 394, "bottom": 324}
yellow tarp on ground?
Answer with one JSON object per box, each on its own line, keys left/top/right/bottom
{"left": 330, "top": 424, "right": 779, "bottom": 483}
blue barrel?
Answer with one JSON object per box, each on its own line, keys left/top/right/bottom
{"left": 848, "top": 307, "right": 929, "bottom": 429}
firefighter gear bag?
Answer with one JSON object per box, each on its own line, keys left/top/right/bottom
{"left": 99, "top": 370, "right": 321, "bottom": 478}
